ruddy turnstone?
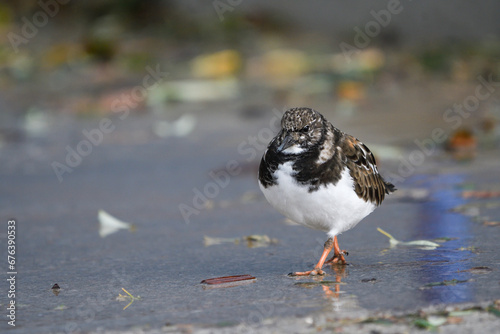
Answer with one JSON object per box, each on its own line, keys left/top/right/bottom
{"left": 258, "top": 107, "right": 395, "bottom": 276}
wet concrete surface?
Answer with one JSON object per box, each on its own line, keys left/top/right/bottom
{"left": 1, "top": 104, "right": 500, "bottom": 333}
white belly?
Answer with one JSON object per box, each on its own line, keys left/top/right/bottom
{"left": 259, "top": 162, "right": 375, "bottom": 237}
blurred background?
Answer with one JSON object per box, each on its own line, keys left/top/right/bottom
{"left": 1, "top": 0, "right": 499, "bottom": 133}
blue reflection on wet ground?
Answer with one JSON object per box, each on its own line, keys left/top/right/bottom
{"left": 413, "top": 173, "right": 473, "bottom": 304}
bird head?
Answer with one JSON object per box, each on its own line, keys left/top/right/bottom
{"left": 276, "top": 107, "right": 324, "bottom": 154}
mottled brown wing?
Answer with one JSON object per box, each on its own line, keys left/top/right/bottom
{"left": 341, "top": 135, "right": 394, "bottom": 205}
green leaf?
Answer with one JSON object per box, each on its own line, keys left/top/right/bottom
{"left": 413, "top": 318, "right": 436, "bottom": 330}
{"left": 487, "top": 306, "right": 500, "bottom": 318}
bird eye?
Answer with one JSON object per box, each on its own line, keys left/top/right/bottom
{"left": 301, "top": 125, "right": 310, "bottom": 132}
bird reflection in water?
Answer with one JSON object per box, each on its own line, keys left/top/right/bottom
{"left": 321, "top": 266, "right": 347, "bottom": 299}
{"left": 293, "top": 266, "right": 347, "bottom": 299}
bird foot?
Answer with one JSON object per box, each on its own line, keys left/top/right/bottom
{"left": 325, "top": 250, "right": 348, "bottom": 265}
{"left": 289, "top": 268, "right": 325, "bottom": 276}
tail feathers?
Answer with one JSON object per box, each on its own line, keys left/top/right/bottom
{"left": 385, "top": 181, "right": 396, "bottom": 194}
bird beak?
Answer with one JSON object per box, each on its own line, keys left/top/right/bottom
{"left": 277, "top": 132, "right": 294, "bottom": 152}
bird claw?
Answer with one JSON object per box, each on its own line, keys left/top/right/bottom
{"left": 325, "top": 250, "right": 349, "bottom": 265}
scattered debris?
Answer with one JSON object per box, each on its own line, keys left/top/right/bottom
{"left": 191, "top": 49, "right": 241, "bottom": 79}
{"left": 200, "top": 275, "right": 256, "bottom": 289}
{"left": 328, "top": 302, "right": 500, "bottom": 332}
{"left": 116, "top": 288, "right": 140, "bottom": 310}
{"left": 203, "top": 235, "right": 278, "bottom": 248}
{"left": 201, "top": 274, "right": 255, "bottom": 285}
{"left": 246, "top": 49, "right": 309, "bottom": 87}
{"left": 453, "top": 201, "right": 500, "bottom": 214}
{"left": 98, "top": 210, "right": 136, "bottom": 238}
{"left": 203, "top": 236, "right": 240, "bottom": 246}
{"left": 458, "top": 266, "right": 493, "bottom": 274}
{"left": 148, "top": 79, "right": 240, "bottom": 103}
{"left": 414, "top": 316, "right": 447, "bottom": 330}
{"left": 24, "top": 108, "right": 51, "bottom": 137}
{"left": 445, "top": 128, "right": 477, "bottom": 160}
{"left": 452, "top": 201, "right": 500, "bottom": 224}
{"left": 432, "top": 237, "right": 457, "bottom": 243}
{"left": 458, "top": 246, "right": 480, "bottom": 253}
{"left": 243, "top": 235, "right": 278, "bottom": 248}
{"left": 448, "top": 310, "right": 477, "bottom": 317}
{"left": 462, "top": 190, "right": 500, "bottom": 199}
{"left": 420, "top": 279, "right": 471, "bottom": 290}
{"left": 152, "top": 114, "right": 196, "bottom": 138}
{"left": 361, "top": 317, "right": 394, "bottom": 325}
{"left": 377, "top": 228, "right": 440, "bottom": 250}
{"left": 51, "top": 283, "right": 61, "bottom": 296}
{"left": 361, "top": 278, "right": 377, "bottom": 283}
{"left": 54, "top": 305, "right": 67, "bottom": 311}
{"left": 337, "top": 80, "right": 365, "bottom": 101}
{"left": 487, "top": 305, "right": 500, "bottom": 318}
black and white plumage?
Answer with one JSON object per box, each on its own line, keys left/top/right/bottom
{"left": 258, "top": 107, "right": 395, "bottom": 276}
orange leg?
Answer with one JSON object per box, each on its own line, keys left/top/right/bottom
{"left": 290, "top": 238, "right": 334, "bottom": 276}
{"left": 324, "top": 236, "right": 348, "bottom": 265}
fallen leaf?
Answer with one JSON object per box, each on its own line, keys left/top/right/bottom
{"left": 98, "top": 210, "right": 135, "bottom": 238}
{"left": 413, "top": 318, "right": 436, "bottom": 330}
{"left": 427, "top": 315, "right": 447, "bottom": 327}
{"left": 377, "top": 227, "right": 440, "bottom": 250}
{"left": 361, "top": 317, "right": 394, "bottom": 325}
{"left": 201, "top": 274, "right": 255, "bottom": 285}
{"left": 487, "top": 306, "right": 500, "bottom": 318}
{"left": 200, "top": 275, "right": 256, "bottom": 289}
{"left": 448, "top": 310, "right": 477, "bottom": 317}
{"left": 458, "top": 266, "right": 492, "bottom": 274}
